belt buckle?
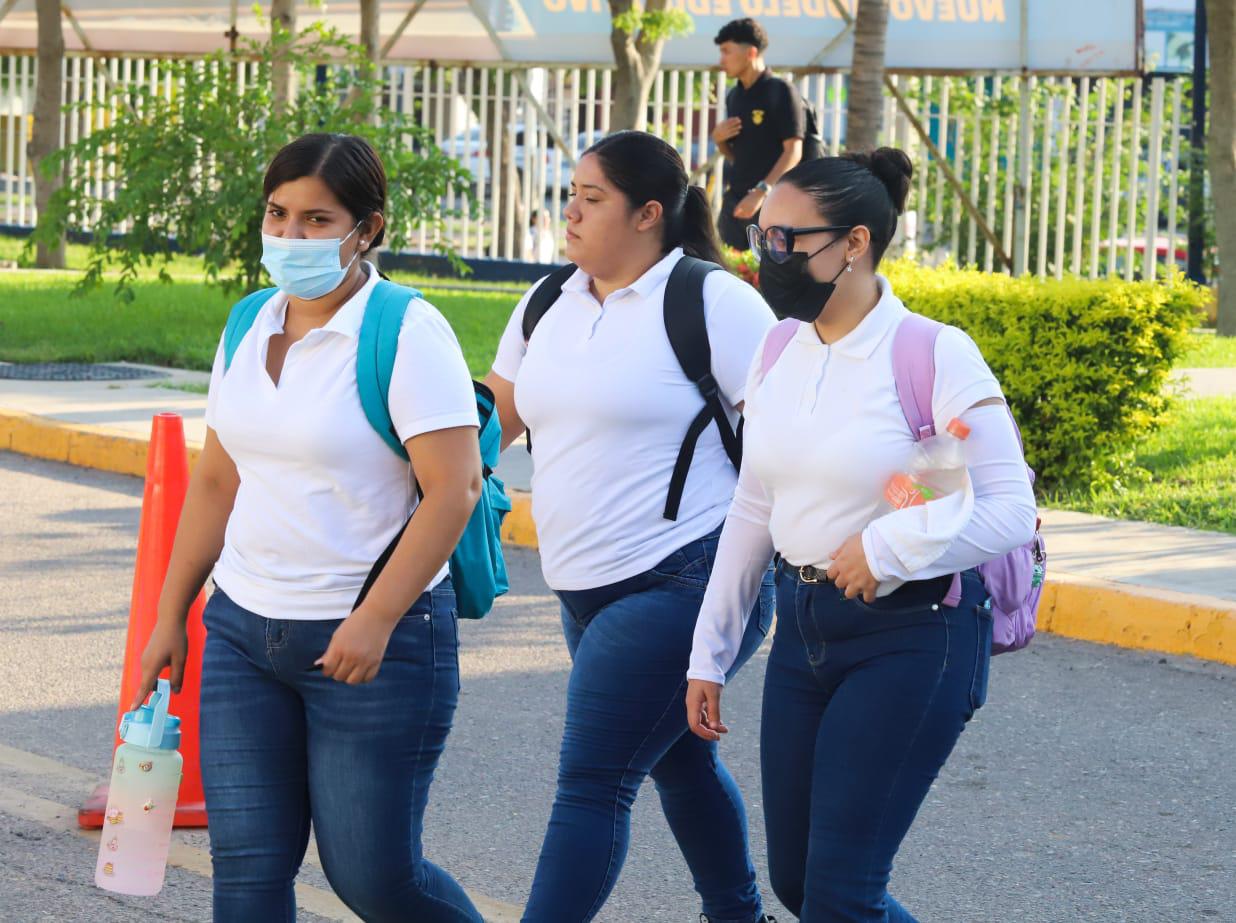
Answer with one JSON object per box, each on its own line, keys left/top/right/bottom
{"left": 799, "top": 565, "right": 822, "bottom": 584}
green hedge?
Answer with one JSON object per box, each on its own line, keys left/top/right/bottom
{"left": 880, "top": 260, "right": 1209, "bottom": 490}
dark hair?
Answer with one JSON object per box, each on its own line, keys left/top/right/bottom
{"left": 263, "top": 133, "right": 387, "bottom": 248}
{"left": 585, "top": 131, "right": 724, "bottom": 267}
{"left": 714, "top": 18, "right": 769, "bottom": 52}
{"left": 780, "top": 147, "right": 913, "bottom": 267}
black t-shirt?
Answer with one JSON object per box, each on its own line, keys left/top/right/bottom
{"left": 723, "top": 71, "right": 806, "bottom": 200}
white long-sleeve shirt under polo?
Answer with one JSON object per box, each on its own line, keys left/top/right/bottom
{"left": 491, "top": 247, "right": 777, "bottom": 591}
{"left": 205, "top": 262, "right": 479, "bottom": 621}
{"left": 688, "top": 277, "right": 1038, "bottom": 684}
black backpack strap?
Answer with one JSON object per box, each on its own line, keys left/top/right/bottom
{"left": 662, "top": 255, "right": 743, "bottom": 521}
{"left": 519, "top": 263, "right": 577, "bottom": 456}
{"left": 521, "top": 263, "right": 578, "bottom": 342}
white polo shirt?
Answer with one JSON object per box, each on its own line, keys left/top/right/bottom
{"left": 205, "top": 263, "right": 478, "bottom": 621}
{"left": 491, "top": 247, "right": 776, "bottom": 591}
{"left": 687, "top": 276, "right": 1038, "bottom": 684}
{"left": 744, "top": 277, "right": 1002, "bottom": 575}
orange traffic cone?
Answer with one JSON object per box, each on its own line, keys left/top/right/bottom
{"left": 79, "top": 413, "right": 208, "bottom": 828}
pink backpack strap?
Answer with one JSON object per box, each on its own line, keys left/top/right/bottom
{"left": 759, "top": 318, "right": 799, "bottom": 378}
{"left": 891, "top": 313, "right": 964, "bottom": 606}
{"left": 891, "top": 312, "right": 945, "bottom": 442}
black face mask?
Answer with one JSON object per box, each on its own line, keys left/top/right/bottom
{"left": 758, "top": 244, "right": 848, "bottom": 323}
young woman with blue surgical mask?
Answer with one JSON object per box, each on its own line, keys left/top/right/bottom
{"left": 133, "top": 133, "right": 486, "bottom": 923}
{"left": 685, "top": 149, "right": 1037, "bottom": 921}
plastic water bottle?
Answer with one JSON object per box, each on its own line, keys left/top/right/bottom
{"left": 94, "top": 678, "right": 184, "bottom": 896}
{"left": 884, "top": 417, "right": 972, "bottom": 509}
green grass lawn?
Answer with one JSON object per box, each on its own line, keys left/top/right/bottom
{"left": 1178, "top": 331, "right": 1236, "bottom": 369}
{"left": 0, "top": 266, "right": 516, "bottom": 378}
{"left": 1050, "top": 396, "right": 1236, "bottom": 535}
{"left": 1, "top": 255, "right": 1232, "bottom": 534}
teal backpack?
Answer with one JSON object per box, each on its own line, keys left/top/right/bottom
{"left": 222, "top": 279, "right": 511, "bottom": 620}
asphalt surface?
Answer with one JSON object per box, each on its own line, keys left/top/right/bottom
{"left": 1, "top": 450, "right": 1233, "bottom": 922}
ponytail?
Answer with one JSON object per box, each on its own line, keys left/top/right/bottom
{"left": 674, "top": 185, "right": 725, "bottom": 266}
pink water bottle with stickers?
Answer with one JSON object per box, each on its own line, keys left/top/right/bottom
{"left": 94, "top": 678, "right": 184, "bottom": 896}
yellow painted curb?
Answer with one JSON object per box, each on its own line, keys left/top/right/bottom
{"left": 1040, "top": 573, "right": 1236, "bottom": 665}
{"left": 0, "top": 410, "right": 206, "bottom": 478}
{"left": 5, "top": 411, "right": 1235, "bottom": 666}
{"left": 501, "top": 490, "right": 538, "bottom": 549}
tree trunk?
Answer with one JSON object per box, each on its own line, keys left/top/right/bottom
{"left": 608, "top": 0, "right": 668, "bottom": 133}
{"left": 610, "top": 47, "right": 650, "bottom": 133}
{"left": 30, "top": 0, "right": 64, "bottom": 269}
{"left": 1207, "top": 0, "right": 1235, "bottom": 336}
{"left": 844, "top": 0, "right": 889, "bottom": 152}
{"left": 357, "top": 0, "right": 380, "bottom": 124}
{"left": 271, "top": 0, "right": 295, "bottom": 115}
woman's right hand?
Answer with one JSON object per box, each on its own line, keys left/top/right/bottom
{"left": 686, "top": 679, "right": 729, "bottom": 742}
{"left": 131, "top": 615, "right": 189, "bottom": 710}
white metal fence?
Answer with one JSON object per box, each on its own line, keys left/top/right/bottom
{"left": 0, "top": 52, "right": 1197, "bottom": 281}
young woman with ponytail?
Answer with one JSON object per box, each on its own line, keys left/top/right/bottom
{"left": 485, "top": 131, "right": 778, "bottom": 923}
{"left": 686, "top": 148, "right": 1036, "bottom": 921}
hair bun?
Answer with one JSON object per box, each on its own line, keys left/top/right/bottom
{"left": 867, "top": 147, "right": 913, "bottom": 214}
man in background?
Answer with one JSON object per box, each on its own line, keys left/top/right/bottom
{"left": 713, "top": 17, "right": 818, "bottom": 251}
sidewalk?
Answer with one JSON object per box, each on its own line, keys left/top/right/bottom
{"left": 1170, "top": 367, "right": 1236, "bottom": 399}
{"left": 2, "top": 364, "right": 1233, "bottom": 665}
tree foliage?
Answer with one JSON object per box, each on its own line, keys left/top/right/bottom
{"left": 32, "top": 24, "right": 469, "bottom": 299}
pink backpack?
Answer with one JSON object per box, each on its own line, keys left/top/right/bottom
{"left": 759, "top": 315, "right": 1045, "bottom": 654}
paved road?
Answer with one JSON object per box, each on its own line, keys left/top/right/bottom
{"left": 1, "top": 451, "right": 1233, "bottom": 922}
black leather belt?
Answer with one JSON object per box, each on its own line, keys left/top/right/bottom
{"left": 774, "top": 557, "right": 829, "bottom": 585}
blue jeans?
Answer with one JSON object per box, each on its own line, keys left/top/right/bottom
{"left": 522, "top": 525, "right": 776, "bottom": 923}
{"left": 199, "top": 582, "right": 482, "bottom": 923}
{"left": 761, "top": 566, "right": 992, "bottom": 923}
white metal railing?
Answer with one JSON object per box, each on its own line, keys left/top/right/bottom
{"left": 0, "top": 52, "right": 1195, "bottom": 281}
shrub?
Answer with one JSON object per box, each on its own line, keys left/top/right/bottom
{"left": 880, "top": 260, "right": 1209, "bottom": 490}
{"left": 722, "top": 245, "right": 759, "bottom": 288}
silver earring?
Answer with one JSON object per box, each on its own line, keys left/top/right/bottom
{"left": 846, "top": 257, "right": 854, "bottom": 272}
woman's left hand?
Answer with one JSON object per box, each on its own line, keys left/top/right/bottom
{"left": 316, "top": 608, "right": 396, "bottom": 684}
{"left": 827, "top": 533, "right": 879, "bottom": 604}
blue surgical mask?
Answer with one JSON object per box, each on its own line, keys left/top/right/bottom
{"left": 260, "top": 223, "right": 363, "bottom": 300}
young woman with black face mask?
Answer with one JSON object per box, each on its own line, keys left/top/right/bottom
{"left": 684, "top": 148, "right": 1037, "bottom": 922}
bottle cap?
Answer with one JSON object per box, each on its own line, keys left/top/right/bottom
{"left": 946, "top": 417, "right": 971, "bottom": 440}
{"left": 118, "top": 678, "right": 181, "bottom": 751}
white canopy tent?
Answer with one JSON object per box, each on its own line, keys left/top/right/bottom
{"left": 0, "top": 1, "right": 1142, "bottom": 73}
{"left": 0, "top": 1, "right": 504, "bottom": 61}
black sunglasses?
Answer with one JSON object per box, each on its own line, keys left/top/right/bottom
{"left": 746, "top": 224, "right": 853, "bottom": 264}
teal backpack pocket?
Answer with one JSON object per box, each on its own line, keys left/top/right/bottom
{"left": 354, "top": 281, "right": 511, "bottom": 619}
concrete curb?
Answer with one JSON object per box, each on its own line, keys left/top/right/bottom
{"left": 0, "top": 410, "right": 200, "bottom": 479}
{"left": 1039, "top": 573, "right": 1235, "bottom": 665}
{"left": 4, "top": 408, "right": 1233, "bottom": 667}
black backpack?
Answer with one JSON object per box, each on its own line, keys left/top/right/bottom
{"left": 802, "top": 104, "right": 825, "bottom": 163}
{"left": 521, "top": 256, "right": 743, "bottom": 522}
